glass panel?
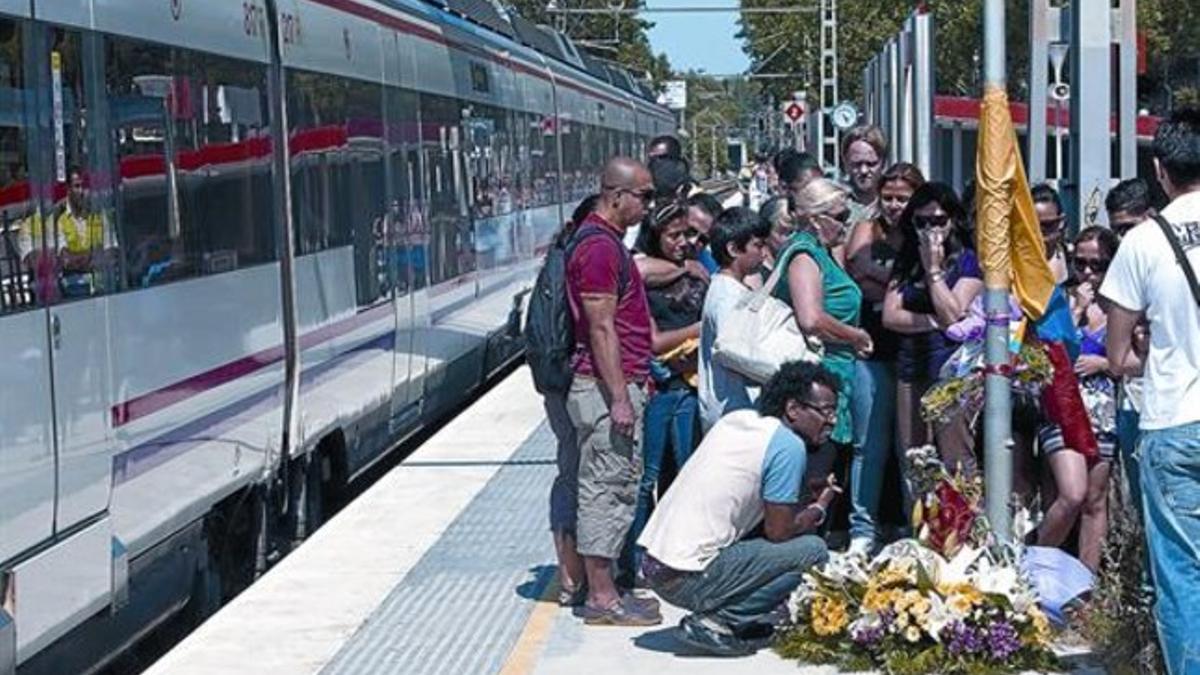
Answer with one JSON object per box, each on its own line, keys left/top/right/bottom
{"left": 0, "top": 18, "right": 33, "bottom": 313}
{"left": 106, "top": 36, "right": 276, "bottom": 290}
{"left": 384, "top": 85, "right": 425, "bottom": 291}
{"left": 419, "top": 93, "right": 473, "bottom": 285}
{"left": 287, "top": 70, "right": 387, "bottom": 307}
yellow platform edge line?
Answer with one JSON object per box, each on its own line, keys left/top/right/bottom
{"left": 498, "top": 573, "right": 562, "bottom": 675}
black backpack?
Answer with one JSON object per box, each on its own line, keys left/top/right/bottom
{"left": 524, "top": 224, "right": 630, "bottom": 395}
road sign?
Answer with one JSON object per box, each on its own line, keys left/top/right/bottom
{"left": 658, "top": 80, "right": 687, "bottom": 110}
{"left": 783, "top": 101, "right": 805, "bottom": 122}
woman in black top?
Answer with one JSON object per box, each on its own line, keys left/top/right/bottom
{"left": 843, "top": 163, "right": 925, "bottom": 555}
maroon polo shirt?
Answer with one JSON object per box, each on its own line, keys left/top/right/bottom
{"left": 566, "top": 212, "right": 652, "bottom": 383}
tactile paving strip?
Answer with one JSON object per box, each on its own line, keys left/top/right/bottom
{"left": 321, "top": 422, "right": 558, "bottom": 675}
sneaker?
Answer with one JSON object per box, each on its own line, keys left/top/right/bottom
{"left": 848, "top": 537, "right": 874, "bottom": 559}
{"left": 677, "top": 614, "right": 755, "bottom": 656}
{"left": 581, "top": 597, "right": 663, "bottom": 626}
{"left": 558, "top": 583, "right": 588, "bottom": 607}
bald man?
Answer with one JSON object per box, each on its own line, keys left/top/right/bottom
{"left": 564, "top": 157, "right": 662, "bottom": 625}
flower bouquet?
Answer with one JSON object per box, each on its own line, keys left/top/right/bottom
{"left": 920, "top": 340, "right": 1054, "bottom": 429}
{"left": 775, "top": 448, "right": 1058, "bottom": 674}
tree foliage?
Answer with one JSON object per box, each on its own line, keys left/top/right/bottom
{"left": 502, "top": 0, "right": 672, "bottom": 88}
{"left": 737, "top": 1, "right": 1032, "bottom": 106}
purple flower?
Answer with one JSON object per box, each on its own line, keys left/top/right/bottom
{"left": 851, "top": 622, "right": 885, "bottom": 647}
{"left": 942, "top": 621, "right": 985, "bottom": 656}
{"left": 986, "top": 620, "right": 1022, "bottom": 661}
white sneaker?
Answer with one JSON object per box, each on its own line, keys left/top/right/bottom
{"left": 848, "top": 537, "right": 874, "bottom": 559}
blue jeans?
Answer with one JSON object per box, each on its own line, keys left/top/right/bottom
{"left": 850, "top": 360, "right": 906, "bottom": 543}
{"left": 620, "top": 387, "right": 699, "bottom": 585}
{"left": 1139, "top": 421, "right": 1200, "bottom": 675}
{"left": 647, "top": 536, "right": 829, "bottom": 629}
{"left": 546, "top": 392, "right": 579, "bottom": 533}
{"left": 1118, "top": 408, "right": 1144, "bottom": 521}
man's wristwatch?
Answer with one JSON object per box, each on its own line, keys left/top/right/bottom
{"left": 928, "top": 269, "right": 946, "bottom": 284}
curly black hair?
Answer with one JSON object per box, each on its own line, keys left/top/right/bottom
{"left": 758, "top": 361, "right": 840, "bottom": 419}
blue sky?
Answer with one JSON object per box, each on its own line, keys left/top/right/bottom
{"left": 642, "top": 0, "right": 749, "bottom": 75}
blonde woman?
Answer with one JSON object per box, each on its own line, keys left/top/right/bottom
{"left": 773, "top": 178, "right": 872, "bottom": 458}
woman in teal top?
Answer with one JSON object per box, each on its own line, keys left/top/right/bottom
{"left": 772, "top": 177, "right": 873, "bottom": 444}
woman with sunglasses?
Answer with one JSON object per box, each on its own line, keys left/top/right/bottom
{"left": 621, "top": 199, "right": 707, "bottom": 589}
{"left": 884, "top": 182, "right": 982, "bottom": 475}
{"left": 773, "top": 178, "right": 871, "bottom": 505}
{"left": 843, "top": 162, "right": 925, "bottom": 556}
{"left": 1037, "top": 226, "right": 1120, "bottom": 572}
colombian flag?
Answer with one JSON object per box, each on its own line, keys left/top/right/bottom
{"left": 975, "top": 85, "right": 1095, "bottom": 460}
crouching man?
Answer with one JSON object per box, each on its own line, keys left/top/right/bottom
{"left": 638, "top": 361, "right": 840, "bottom": 655}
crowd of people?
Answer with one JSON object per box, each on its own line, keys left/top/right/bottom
{"left": 531, "top": 110, "right": 1200, "bottom": 668}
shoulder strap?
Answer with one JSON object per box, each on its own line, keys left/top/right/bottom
{"left": 1153, "top": 214, "right": 1200, "bottom": 309}
{"left": 565, "top": 224, "right": 631, "bottom": 296}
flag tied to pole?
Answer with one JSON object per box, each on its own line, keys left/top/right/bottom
{"left": 974, "top": 84, "right": 1097, "bottom": 461}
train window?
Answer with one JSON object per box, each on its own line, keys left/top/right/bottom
{"left": 106, "top": 37, "right": 276, "bottom": 289}
{"left": 419, "top": 93, "right": 474, "bottom": 285}
{"left": 0, "top": 18, "right": 33, "bottom": 314}
{"left": 384, "top": 85, "right": 425, "bottom": 292}
{"left": 287, "top": 70, "right": 387, "bottom": 308}
{"left": 464, "top": 101, "right": 517, "bottom": 270}
{"left": 3, "top": 26, "right": 122, "bottom": 309}
{"left": 173, "top": 50, "right": 275, "bottom": 280}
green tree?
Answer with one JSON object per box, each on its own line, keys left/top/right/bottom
{"left": 503, "top": 0, "right": 672, "bottom": 89}
{"left": 680, "top": 73, "right": 761, "bottom": 175}
{"left": 737, "top": 1, "right": 1031, "bottom": 106}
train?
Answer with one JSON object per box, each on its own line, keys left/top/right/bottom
{"left": 0, "top": 0, "right": 674, "bottom": 672}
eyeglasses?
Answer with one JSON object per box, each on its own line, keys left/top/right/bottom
{"left": 913, "top": 214, "right": 951, "bottom": 230}
{"left": 604, "top": 185, "right": 654, "bottom": 204}
{"left": 819, "top": 210, "right": 851, "bottom": 226}
{"left": 1072, "top": 257, "right": 1110, "bottom": 274}
{"left": 1039, "top": 216, "right": 1065, "bottom": 233}
{"left": 1111, "top": 220, "right": 1140, "bottom": 236}
{"left": 800, "top": 400, "right": 838, "bottom": 421}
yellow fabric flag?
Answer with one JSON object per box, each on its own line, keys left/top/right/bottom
{"left": 974, "top": 85, "right": 1057, "bottom": 320}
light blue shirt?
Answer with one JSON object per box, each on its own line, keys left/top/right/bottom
{"left": 761, "top": 426, "right": 807, "bottom": 504}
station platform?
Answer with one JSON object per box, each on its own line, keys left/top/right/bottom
{"left": 146, "top": 367, "right": 836, "bottom": 675}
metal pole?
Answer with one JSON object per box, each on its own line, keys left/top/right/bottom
{"left": 1028, "top": 0, "right": 1050, "bottom": 183}
{"left": 982, "top": 0, "right": 1013, "bottom": 542}
{"left": 1118, "top": 0, "right": 1138, "bottom": 179}
{"left": 1069, "top": 1, "right": 1112, "bottom": 229}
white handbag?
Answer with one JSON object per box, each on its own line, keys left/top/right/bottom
{"left": 712, "top": 247, "right": 824, "bottom": 384}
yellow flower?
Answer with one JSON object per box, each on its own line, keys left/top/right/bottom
{"left": 1028, "top": 607, "right": 1053, "bottom": 645}
{"left": 875, "top": 560, "right": 917, "bottom": 588}
{"left": 863, "top": 586, "right": 899, "bottom": 613}
{"left": 810, "top": 595, "right": 849, "bottom": 636}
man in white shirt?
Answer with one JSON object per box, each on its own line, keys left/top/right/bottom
{"left": 638, "top": 361, "right": 839, "bottom": 656}
{"left": 1101, "top": 108, "right": 1200, "bottom": 675}
{"left": 698, "top": 207, "right": 769, "bottom": 430}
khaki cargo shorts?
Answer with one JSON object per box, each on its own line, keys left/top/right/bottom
{"left": 567, "top": 376, "right": 646, "bottom": 560}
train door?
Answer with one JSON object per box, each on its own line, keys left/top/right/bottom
{"left": 384, "top": 36, "right": 420, "bottom": 429}
{"left": 35, "top": 26, "right": 115, "bottom": 533}
{"left": 0, "top": 9, "right": 56, "bottom": 567}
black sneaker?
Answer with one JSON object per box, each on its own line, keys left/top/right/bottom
{"left": 677, "top": 614, "right": 755, "bottom": 657}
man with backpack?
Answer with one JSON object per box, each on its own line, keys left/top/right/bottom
{"left": 560, "top": 157, "right": 659, "bottom": 626}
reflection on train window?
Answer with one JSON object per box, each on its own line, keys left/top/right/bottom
{"left": 420, "top": 93, "right": 474, "bottom": 285}
{"left": 2, "top": 24, "right": 120, "bottom": 310}
{"left": 0, "top": 18, "right": 32, "bottom": 314}
{"left": 107, "top": 37, "right": 276, "bottom": 290}
{"left": 384, "top": 85, "right": 425, "bottom": 292}
{"left": 287, "top": 69, "right": 387, "bottom": 308}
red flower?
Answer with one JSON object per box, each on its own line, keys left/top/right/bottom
{"left": 928, "top": 481, "right": 976, "bottom": 555}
